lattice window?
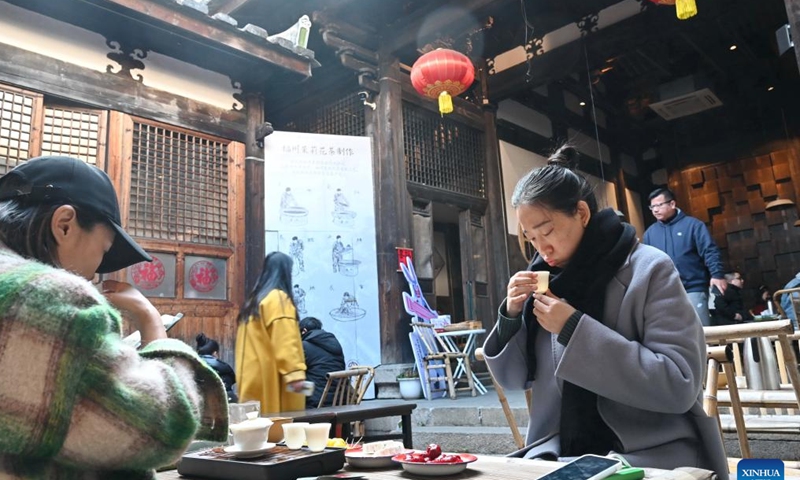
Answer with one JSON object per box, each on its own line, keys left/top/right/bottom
{"left": 282, "top": 92, "right": 365, "bottom": 136}
{"left": 41, "top": 107, "right": 103, "bottom": 165}
{"left": 403, "top": 103, "right": 485, "bottom": 198}
{"left": 129, "top": 122, "right": 229, "bottom": 245}
{"left": 0, "top": 88, "right": 39, "bottom": 174}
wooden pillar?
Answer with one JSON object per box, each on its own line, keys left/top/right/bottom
{"left": 244, "top": 92, "right": 265, "bottom": 294}
{"left": 373, "top": 51, "right": 414, "bottom": 364}
{"left": 482, "top": 106, "right": 510, "bottom": 327}
{"left": 785, "top": 0, "right": 800, "bottom": 76}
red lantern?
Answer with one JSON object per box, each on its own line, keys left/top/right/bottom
{"left": 410, "top": 49, "right": 475, "bottom": 115}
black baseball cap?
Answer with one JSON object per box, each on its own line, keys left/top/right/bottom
{"left": 0, "top": 156, "right": 152, "bottom": 273}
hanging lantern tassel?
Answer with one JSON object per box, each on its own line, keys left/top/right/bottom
{"left": 438, "top": 91, "right": 453, "bottom": 116}
{"left": 676, "top": 0, "right": 697, "bottom": 20}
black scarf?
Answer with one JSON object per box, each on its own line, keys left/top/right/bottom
{"left": 522, "top": 208, "right": 637, "bottom": 457}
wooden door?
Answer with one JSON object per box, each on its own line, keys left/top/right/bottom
{"left": 107, "top": 112, "right": 246, "bottom": 365}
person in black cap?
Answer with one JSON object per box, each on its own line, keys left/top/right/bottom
{"left": 0, "top": 156, "right": 228, "bottom": 478}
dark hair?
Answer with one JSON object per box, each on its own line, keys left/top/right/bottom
{"left": 648, "top": 188, "right": 675, "bottom": 202}
{"left": 196, "top": 332, "right": 220, "bottom": 356}
{"left": 724, "top": 271, "right": 742, "bottom": 283}
{"left": 238, "top": 251, "right": 296, "bottom": 323}
{"left": 299, "top": 316, "right": 323, "bottom": 331}
{"left": 511, "top": 145, "right": 597, "bottom": 215}
{"left": 0, "top": 199, "right": 106, "bottom": 268}
{"left": 758, "top": 285, "right": 770, "bottom": 294}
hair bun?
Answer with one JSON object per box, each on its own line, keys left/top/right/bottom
{"left": 547, "top": 145, "right": 579, "bottom": 170}
{"left": 196, "top": 333, "right": 208, "bottom": 347}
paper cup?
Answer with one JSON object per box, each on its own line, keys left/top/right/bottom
{"left": 534, "top": 271, "right": 549, "bottom": 294}
{"left": 304, "top": 423, "right": 331, "bottom": 452}
{"left": 282, "top": 422, "right": 308, "bottom": 449}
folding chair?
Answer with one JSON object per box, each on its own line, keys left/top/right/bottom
{"left": 410, "top": 322, "right": 475, "bottom": 399}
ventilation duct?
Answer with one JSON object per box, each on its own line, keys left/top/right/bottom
{"left": 648, "top": 76, "right": 723, "bottom": 121}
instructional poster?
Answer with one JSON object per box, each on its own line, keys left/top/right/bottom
{"left": 263, "top": 132, "right": 380, "bottom": 398}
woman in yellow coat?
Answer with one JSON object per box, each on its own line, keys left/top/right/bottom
{"left": 236, "top": 251, "right": 307, "bottom": 413}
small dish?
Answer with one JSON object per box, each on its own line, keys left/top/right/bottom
{"left": 223, "top": 442, "right": 276, "bottom": 459}
{"left": 346, "top": 448, "right": 413, "bottom": 468}
{"left": 392, "top": 452, "right": 477, "bottom": 476}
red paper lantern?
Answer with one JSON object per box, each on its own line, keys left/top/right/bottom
{"left": 410, "top": 49, "right": 475, "bottom": 115}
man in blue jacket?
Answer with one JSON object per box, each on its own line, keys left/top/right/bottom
{"left": 779, "top": 272, "right": 800, "bottom": 329}
{"left": 643, "top": 188, "right": 727, "bottom": 326}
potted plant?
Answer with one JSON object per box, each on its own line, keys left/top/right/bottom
{"left": 396, "top": 366, "right": 423, "bottom": 400}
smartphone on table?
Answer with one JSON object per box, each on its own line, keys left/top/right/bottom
{"left": 538, "top": 454, "right": 622, "bottom": 480}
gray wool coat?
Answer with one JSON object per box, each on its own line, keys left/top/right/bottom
{"left": 484, "top": 242, "right": 729, "bottom": 480}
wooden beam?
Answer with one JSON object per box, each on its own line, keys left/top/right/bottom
{"left": 406, "top": 183, "right": 489, "bottom": 212}
{"left": 382, "top": 0, "right": 497, "bottom": 53}
{"left": 482, "top": 107, "right": 510, "bottom": 319}
{"left": 0, "top": 43, "right": 247, "bottom": 141}
{"left": 78, "top": 0, "right": 314, "bottom": 77}
{"left": 244, "top": 93, "right": 266, "bottom": 294}
{"left": 373, "top": 51, "right": 414, "bottom": 364}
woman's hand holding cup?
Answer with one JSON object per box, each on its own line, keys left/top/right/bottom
{"left": 506, "top": 271, "right": 549, "bottom": 318}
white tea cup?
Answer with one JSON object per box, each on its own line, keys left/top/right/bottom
{"left": 534, "top": 271, "right": 550, "bottom": 294}
{"left": 282, "top": 422, "right": 308, "bottom": 449}
{"left": 304, "top": 423, "right": 331, "bottom": 452}
{"left": 229, "top": 415, "right": 272, "bottom": 451}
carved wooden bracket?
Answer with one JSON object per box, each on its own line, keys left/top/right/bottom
{"left": 255, "top": 122, "right": 274, "bottom": 148}
{"left": 105, "top": 39, "right": 147, "bottom": 82}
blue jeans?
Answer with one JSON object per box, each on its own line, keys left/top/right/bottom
{"left": 687, "top": 291, "right": 710, "bottom": 326}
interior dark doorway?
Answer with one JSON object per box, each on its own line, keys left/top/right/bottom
{"left": 432, "top": 203, "right": 465, "bottom": 322}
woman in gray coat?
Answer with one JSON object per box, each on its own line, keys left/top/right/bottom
{"left": 483, "top": 145, "right": 728, "bottom": 479}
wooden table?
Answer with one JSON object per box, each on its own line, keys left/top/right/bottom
{"left": 155, "top": 454, "right": 693, "bottom": 480}
{"left": 262, "top": 400, "right": 416, "bottom": 448}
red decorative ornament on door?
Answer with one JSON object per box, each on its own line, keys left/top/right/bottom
{"left": 410, "top": 49, "right": 475, "bottom": 116}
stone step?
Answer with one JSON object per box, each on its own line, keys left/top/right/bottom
{"left": 411, "top": 426, "right": 519, "bottom": 455}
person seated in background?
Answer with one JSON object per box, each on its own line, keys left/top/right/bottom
{"left": 300, "top": 316, "right": 346, "bottom": 408}
{"left": 0, "top": 156, "right": 227, "bottom": 478}
{"left": 713, "top": 271, "right": 753, "bottom": 325}
{"left": 751, "top": 284, "right": 772, "bottom": 316}
{"left": 197, "top": 332, "right": 238, "bottom": 403}
{"left": 779, "top": 272, "right": 800, "bottom": 330}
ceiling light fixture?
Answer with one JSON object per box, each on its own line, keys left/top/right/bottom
{"left": 765, "top": 198, "right": 796, "bottom": 210}
{"left": 729, "top": 45, "right": 737, "bottom": 51}
{"left": 768, "top": 86, "right": 775, "bottom": 91}
{"left": 579, "top": 101, "right": 586, "bottom": 106}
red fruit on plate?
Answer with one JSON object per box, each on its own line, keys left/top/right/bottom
{"left": 425, "top": 443, "right": 442, "bottom": 460}
{"left": 409, "top": 453, "right": 428, "bottom": 463}
{"left": 435, "top": 454, "right": 463, "bottom": 464}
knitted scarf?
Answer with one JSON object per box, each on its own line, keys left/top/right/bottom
{"left": 522, "top": 208, "right": 637, "bottom": 456}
